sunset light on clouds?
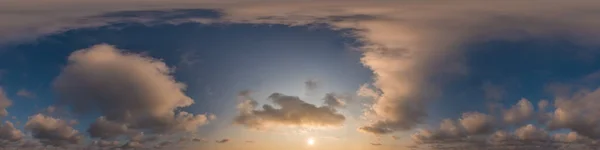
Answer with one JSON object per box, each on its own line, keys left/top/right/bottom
{"left": 1, "top": 0, "right": 600, "bottom": 149}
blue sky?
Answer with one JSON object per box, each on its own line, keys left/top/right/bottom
{"left": 0, "top": 10, "right": 374, "bottom": 148}
{"left": 2, "top": 1, "right": 600, "bottom": 150}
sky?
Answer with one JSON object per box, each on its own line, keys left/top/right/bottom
{"left": 1, "top": 0, "right": 600, "bottom": 150}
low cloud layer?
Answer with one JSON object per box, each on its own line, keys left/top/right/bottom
{"left": 53, "top": 44, "right": 211, "bottom": 139}
{"left": 410, "top": 97, "right": 600, "bottom": 149}
{"left": 235, "top": 91, "right": 345, "bottom": 130}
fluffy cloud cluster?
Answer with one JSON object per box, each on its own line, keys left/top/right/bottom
{"left": 502, "top": 98, "right": 534, "bottom": 125}
{"left": 0, "top": 121, "right": 23, "bottom": 142}
{"left": 24, "top": 114, "right": 83, "bottom": 147}
{"left": 0, "top": 87, "right": 12, "bottom": 117}
{"left": 234, "top": 91, "right": 345, "bottom": 129}
{"left": 410, "top": 97, "right": 600, "bottom": 149}
{"left": 546, "top": 88, "right": 600, "bottom": 139}
{"left": 411, "top": 112, "right": 495, "bottom": 144}
{"left": 53, "top": 44, "right": 212, "bottom": 139}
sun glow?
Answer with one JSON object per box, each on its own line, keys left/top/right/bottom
{"left": 307, "top": 138, "right": 315, "bottom": 146}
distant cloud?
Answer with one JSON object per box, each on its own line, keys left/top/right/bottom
{"left": 45, "top": 106, "right": 56, "bottom": 113}
{"left": 370, "top": 143, "right": 381, "bottom": 146}
{"left": 16, "top": 89, "right": 36, "bottom": 99}
{"left": 304, "top": 79, "right": 319, "bottom": 94}
{"left": 216, "top": 139, "right": 229, "bottom": 143}
{"left": 178, "top": 50, "right": 201, "bottom": 67}
{"left": 482, "top": 82, "right": 505, "bottom": 101}
{"left": 52, "top": 44, "right": 211, "bottom": 138}
{"left": 323, "top": 93, "right": 346, "bottom": 108}
{"left": 0, "top": 87, "right": 12, "bottom": 117}
{"left": 245, "top": 140, "right": 254, "bottom": 143}
{"left": 192, "top": 138, "right": 208, "bottom": 143}
{"left": 234, "top": 92, "right": 345, "bottom": 129}
{"left": 24, "top": 114, "right": 82, "bottom": 147}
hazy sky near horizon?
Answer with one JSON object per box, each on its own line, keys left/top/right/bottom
{"left": 2, "top": 1, "right": 600, "bottom": 150}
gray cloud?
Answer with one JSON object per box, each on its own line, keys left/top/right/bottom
{"left": 88, "top": 117, "right": 130, "bottom": 139}
{"left": 53, "top": 44, "right": 211, "bottom": 137}
{"left": 323, "top": 93, "right": 346, "bottom": 108}
{"left": 235, "top": 92, "right": 345, "bottom": 129}
{"left": 91, "top": 140, "right": 120, "bottom": 148}
{"left": 120, "top": 141, "right": 143, "bottom": 149}
{"left": 24, "top": 114, "right": 82, "bottom": 147}
{"left": 216, "top": 139, "right": 229, "bottom": 143}
{"left": 305, "top": 79, "right": 318, "bottom": 91}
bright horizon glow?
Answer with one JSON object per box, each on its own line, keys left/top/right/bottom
{"left": 307, "top": 137, "right": 315, "bottom": 146}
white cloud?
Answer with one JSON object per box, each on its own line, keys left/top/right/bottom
{"left": 53, "top": 44, "right": 211, "bottom": 137}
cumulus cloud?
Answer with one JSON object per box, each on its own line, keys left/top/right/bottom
{"left": 514, "top": 124, "right": 549, "bottom": 141}
{"left": 503, "top": 98, "right": 534, "bottom": 125}
{"left": 234, "top": 92, "right": 345, "bottom": 129}
{"left": 0, "top": 87, "right": 12, "bottom": 117}
{"left": 53, "top": 44, "right": 210, "bottom": 137}
{"left": 0, "top": 121, "right": 23, "bottom": 142}
{"left": 547, "top": 87, "right": 600, "bottom": 139}
{"left": 24, "top": 114, "right": 82, "bottom": 147}
{"left": 411, "top": 119, "right": 465, "bottom": 144}
{"left": 459, "top": 112, "right": 495, "bottom": 135}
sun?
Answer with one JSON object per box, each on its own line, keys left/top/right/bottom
{"left": 307, "top": 137, "right": 315, "bottom": 146}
